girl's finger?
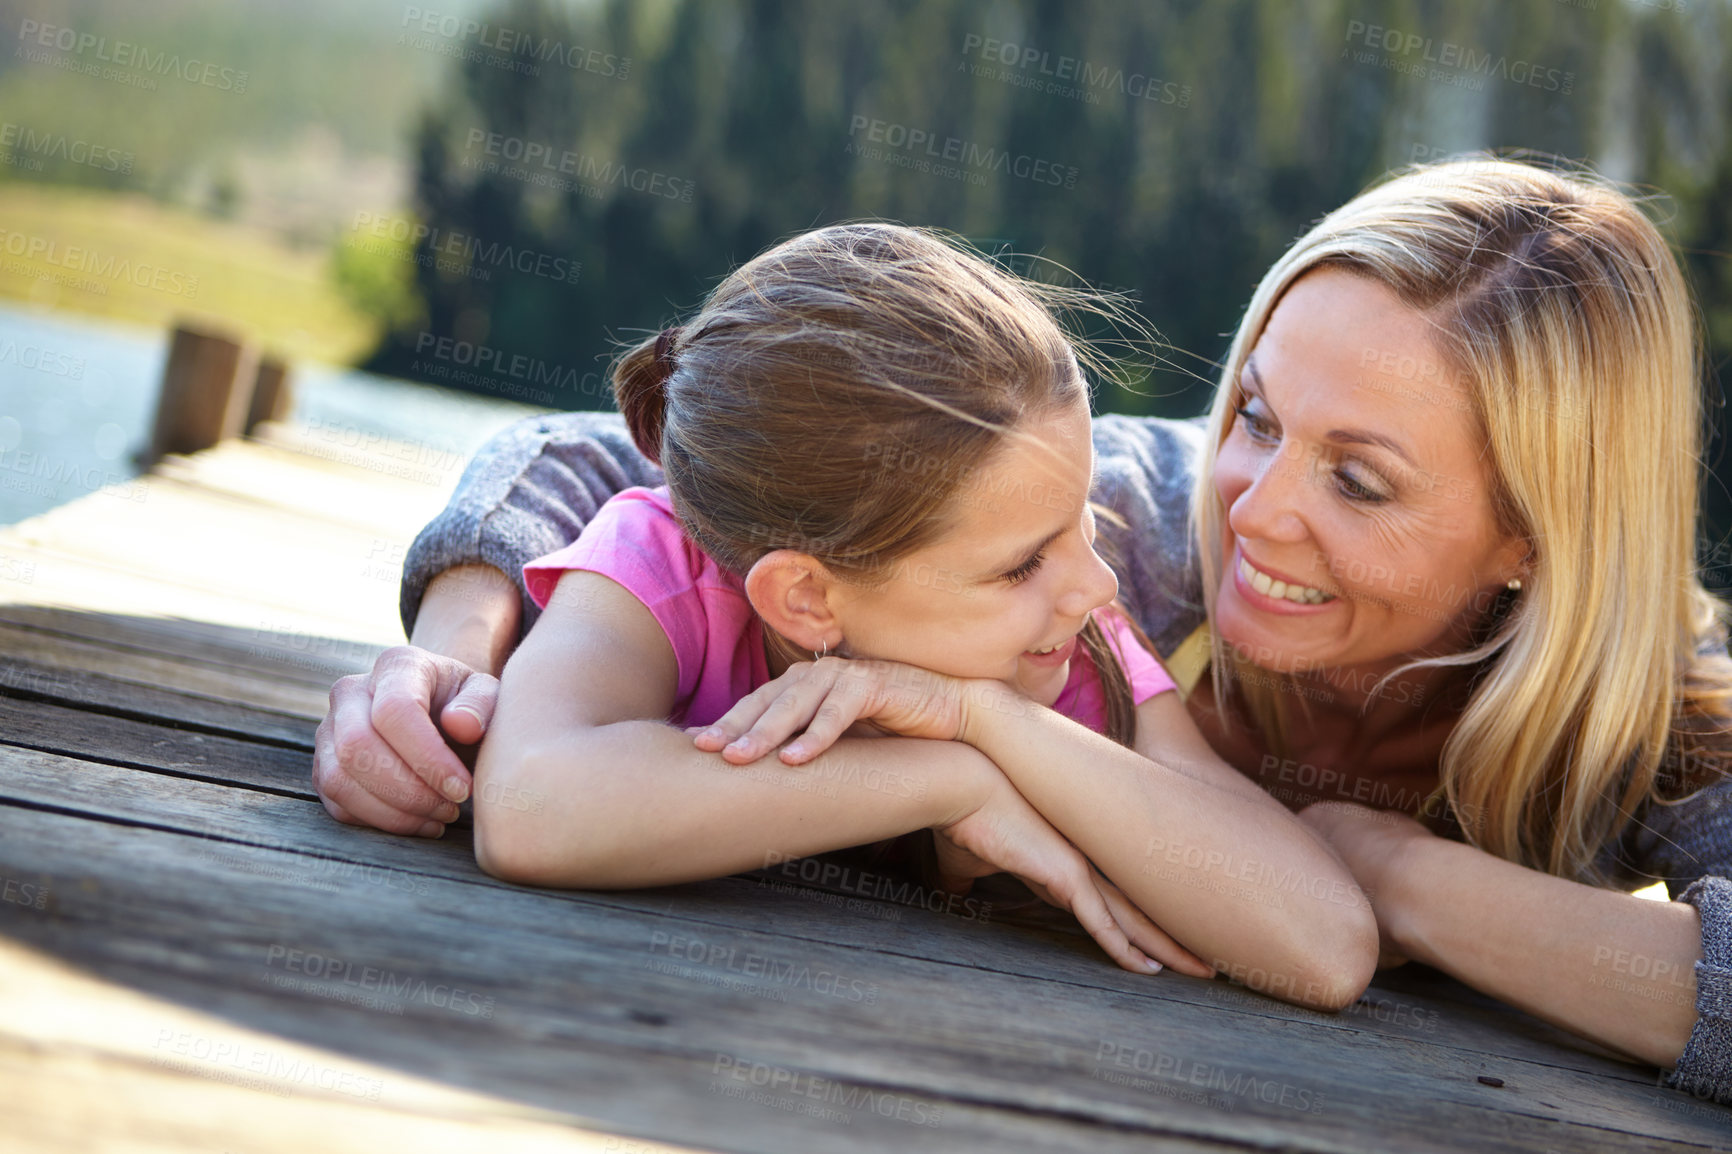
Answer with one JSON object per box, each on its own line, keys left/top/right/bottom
{"left": 779, "top": 698, "right": 860, "bottom": 763}
{"left": 727, "top": 677, "right": 853, "bottom": 764}
{"left": 1061, "top": 873, "right": 1161, "bottom": 974}
{"left": 1096, "top": 877, "right": 1214, "bottom": 977}
{"left": 693, "top": 678, "right": 803, "bottom": 751}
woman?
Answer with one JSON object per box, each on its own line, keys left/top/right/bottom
{"left": 312, "top": 159, "right": 1732, "bottom": 1101}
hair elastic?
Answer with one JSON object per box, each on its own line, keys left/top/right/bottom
{"left": 653, "top": 326, "right": 681, "bottom": 375}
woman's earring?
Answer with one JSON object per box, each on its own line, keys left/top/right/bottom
{"left": 1507, "top": 577, "right": 1522, "bottom": 591}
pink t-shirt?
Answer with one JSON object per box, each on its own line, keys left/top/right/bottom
{"left": 524, "top": 486, "right": 1176, "bottom": 730}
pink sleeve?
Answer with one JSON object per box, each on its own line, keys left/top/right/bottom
{"left": 1099, "top": 606, "right": 1177, "bottom": 705}
{"left": 520, "top": 487, "right": 712, "bottom": 706}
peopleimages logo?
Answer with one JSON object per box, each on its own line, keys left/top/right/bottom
{"left": 350, "top": 212, "right": 583, "bottom": 286}
{"left": 461, "top": 129, "right": 696, "bottom": 202}
{"left": 846, "top": 115, "right": 1079, "bottom": 188}
{"left": 16, "top": 20, "right": 249, "bottom": 92}
{"left": 0, "top": 227, "right": 198, "bottom": 298}
{"left": 959, "top": 34, "right": 1191, "bottom": 107}
{"left": 1342, "top": 21, "right": 1574, "bottom": 94}
{"left": 0, "top": 122, "right": 133, "bottom": 174}
{"left": 400, "top": 7, "right": 630, "bottom": 78}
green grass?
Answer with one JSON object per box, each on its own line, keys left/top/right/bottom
{"left": 0, "top": 183, "right": 376, "bottom": 364}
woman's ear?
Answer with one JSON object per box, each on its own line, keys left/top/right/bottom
{"left": 744, "top": 550, "right": 843, "bottom": 655}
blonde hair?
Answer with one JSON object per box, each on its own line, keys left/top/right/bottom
{"left": 1191, "top": 157, "right": 1732, "bottom": 880}
{"left": 614, "top": 222, "right": 1150, "bottom": 745}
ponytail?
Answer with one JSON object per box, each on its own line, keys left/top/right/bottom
{"left": 612, "top": 326, "right": 682, "bottom": 465}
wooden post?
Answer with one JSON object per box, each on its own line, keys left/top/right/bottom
{"left": 244, "top": 357, "right": 293, "bottom": 434}
{"left": 142, "top": 325, "right": 257, "bottom": 470}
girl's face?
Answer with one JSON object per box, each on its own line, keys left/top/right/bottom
{"left": 1210, "top": 268, "right": 1527, "bottom": 678}
{"left": 829, "top": 391, "right": 1120, "bottom": 707}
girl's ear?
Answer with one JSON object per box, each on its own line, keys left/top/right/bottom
{"left": 744, "top": 550, "right": 844, "bottom": 654}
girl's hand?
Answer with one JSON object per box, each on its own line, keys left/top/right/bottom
{"left": 689, "top": 656, "right": 974, "bottom": 765}
{"left": 936, "top": 773, "right": 1214, "bottom": 979}
{"left": 1298, "top": 801, "right": 1433, "bottom": 968}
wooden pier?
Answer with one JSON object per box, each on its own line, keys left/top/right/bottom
{"left": 1, "top": 416, "right": 1729, "bottom": 1152}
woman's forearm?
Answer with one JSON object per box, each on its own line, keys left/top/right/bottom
{"left": 407, "top": 564, "right": 521, "bottom": 676}
{"left": 958, "top": 690, "right": 1379, "bottom": 1008}
{"left": 474, "top": 721, "right": 994, "bottom": 889}
{"left": 1381, "top": 836, "right": 1701, "bottom": 1066}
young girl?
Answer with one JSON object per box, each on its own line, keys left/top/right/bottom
{"left": 473, "top": 223, "right": 1378, "bottom": 1007}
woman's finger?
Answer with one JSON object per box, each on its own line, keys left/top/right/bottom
{"left": 327, "top": 677, "right": 458, "bottom": 820}
{"left": 368, "top": 650, "right": 474, "bottom": 804}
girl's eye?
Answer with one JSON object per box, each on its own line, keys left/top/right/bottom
{"left": 1003, "top": 549, "right": 1047, "bottom": 585}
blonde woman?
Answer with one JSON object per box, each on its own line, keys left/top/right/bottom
{"left": 313, "top": 160, "right": 1732, "bottom": 1102}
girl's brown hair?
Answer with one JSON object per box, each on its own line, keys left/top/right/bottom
{"left": 612, "top": 222, "right": 1144, "bottom": 745}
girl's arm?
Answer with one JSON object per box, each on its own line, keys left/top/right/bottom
{"left": 698, "top": 666, "right": 1381, "bottom": 1010}
{"left": 474, "top": 569, "right": 983, "bottom": 887}
{"left": 963, "top": 688, "right": 1379, "bottom": 1010}
{"left": 473, "top": 570, "right": 1203, "bottom": 974}
{"left": 1301, "top": 805, "right": 1704, "bottom": 1069}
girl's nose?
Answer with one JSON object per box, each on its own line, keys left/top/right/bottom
{"left": 1057, "top": 540, "right": 1119, "bottom": 618}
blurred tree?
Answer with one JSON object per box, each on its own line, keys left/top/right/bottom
{"left": 362, "top": 0, "right": 1729, "bottom": 429}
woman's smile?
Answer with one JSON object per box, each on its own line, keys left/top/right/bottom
{"left": 1232, "top": 545, "right": 1338, "bottom": 612}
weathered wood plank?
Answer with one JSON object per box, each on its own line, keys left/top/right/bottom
{"left": 0, "top": 741, "right": 1708, "bottom": 1106}
{"left": 0, "top": 718, "right": 1659, "bottom": 1079}
{"left": 154, "top": 437, "right": 453, "bottom": 537}
{"left": 0, "top": 800, "right": 1721, "bottom": 1152}
{"left": 0, "top": 694, "right": 314, "bottom": 795}
{"left": 0, "top": 604, "right": 377, "bottom": 689}
{"left": 0, "top": 650, "right": 316, "bottom": 745}
{"left": 0, "top": 939, "right": 710, "bottom": 1154}
{"left": 0, "top": 537, "right": 397, "bottom": 647}
{"left": 0, "top": 627, "right": 332, "bottom": 719}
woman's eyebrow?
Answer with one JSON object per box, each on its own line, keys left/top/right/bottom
{"left": 1244, "top": 355, "right": 1267, "bottom": 396}
{"left": 1246, "top": 354, "right": 1418, "bottom": 469}
{"left": 1326, "top": 427, "right": 1417, "bottom": 468}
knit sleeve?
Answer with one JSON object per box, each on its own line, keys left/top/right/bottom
{"left": 1085, "top": 413, "right": 1210, "bottom": 657}
{"left": 1670, "top": 877, "right": 1732, "bottom": 1103}
{"left": 1599, "top": 751, "right": 1732, "bottom": 1101}
{"left": 398, "top": 411, "right": 664, "bottom": 639}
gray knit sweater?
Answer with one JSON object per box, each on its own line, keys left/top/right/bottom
{"left": 399, "top": 410, "right": 1732, "bottom": 1102}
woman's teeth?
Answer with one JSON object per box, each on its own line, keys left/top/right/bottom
{"left": 1239, "top": 556, "right": 1335, "bottom": 605}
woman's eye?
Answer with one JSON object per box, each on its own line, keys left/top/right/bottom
{"left": 1335, "top": 468, "right": 1389, "bottom": 503}
{"left": 1234, "top": 404, "right": 1276, "bottom": 443}
{"left": 1003, "top": 549, "right": 1047, "bottom": 585}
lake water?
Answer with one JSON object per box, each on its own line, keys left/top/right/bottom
{"left": 0, "top": 303, "right": 554, "bottom": 525}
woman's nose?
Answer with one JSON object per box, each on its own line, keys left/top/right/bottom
{"left": 1227, "top": 440, "right": 1314, "bottom": 545}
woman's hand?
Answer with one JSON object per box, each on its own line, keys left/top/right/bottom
{"left": 690, "top": 656, "right": 977, "bottom": 765}
{"left": 935, "top": 771, "right": 1214, "bottom": 979}
{"left": 313, "top": 647, "right": 500, "bottom": 836}
{"left": 1297, "top": 801, "right": 1435, "bottom": 968}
